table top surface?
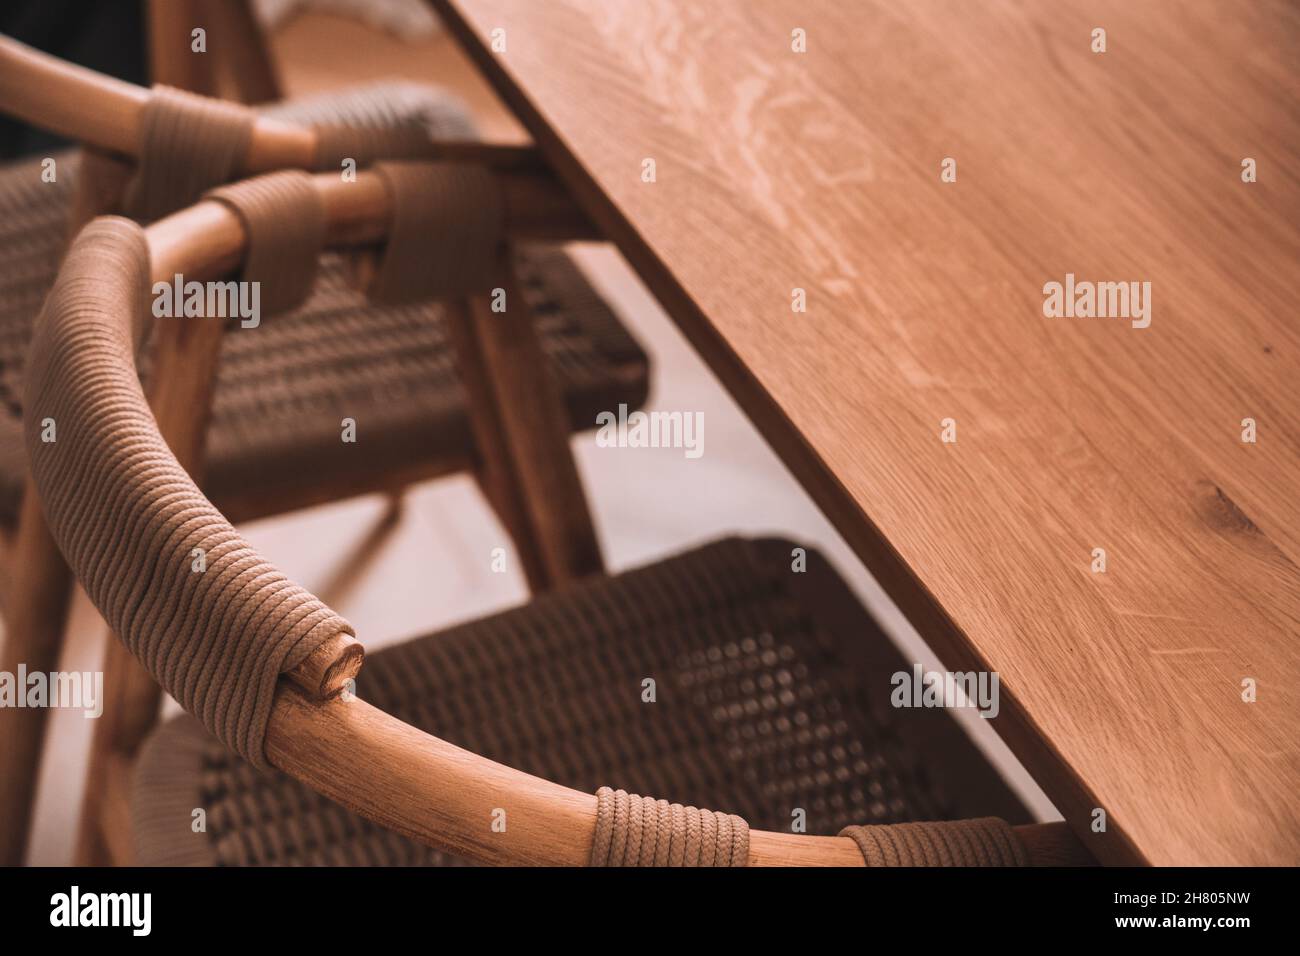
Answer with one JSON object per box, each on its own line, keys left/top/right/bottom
{"left": 436, "top": 0, "right": 1300, "bottom": 865}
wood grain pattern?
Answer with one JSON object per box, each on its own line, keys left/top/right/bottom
{"left": 435, "top": 0, "right": 1300, "bottom": 865}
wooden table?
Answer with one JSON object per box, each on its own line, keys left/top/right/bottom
{"left": 434, "top": 0, "right": 1300, "bottom": 865}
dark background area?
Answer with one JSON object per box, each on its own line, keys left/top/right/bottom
{"left": 0, "top": 0, "right": 146, "bottom": 159}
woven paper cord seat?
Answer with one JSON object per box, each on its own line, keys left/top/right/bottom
{"left": 131, "top": 537, "right": 1026, "bottom": 865}
{"left": 0, "top": 82, "right": 648, "bottom": 527}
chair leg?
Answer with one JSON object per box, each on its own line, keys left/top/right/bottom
{"left": 205, "top": 0, "right": 283, "bottom": 105}
{"left": 445, "top": 296, "right": 553, "bottom": 591}
{"left": 470, "top": 465, "right": 550, "bottom": 592}
{"left": 447, "top": 254, "right": 605, "bottom": 591}
{"left": 74, "top": 638, "right": 160, "bottom": 866}
{"left": 476, "top": 257, "right": 606, "bottom": 586}
{"left": 146, "top": 0, "right": 219, "bottom": 93}
{"left": 0, "top": 522, "right": 12, "bottom": 615}
{"left": 98, "top": 752, "right": 139, "bottom": 866}
{"left": 0, "top": 488, "right": 75, "bottom": 865}
{"left": 314, "top": 495, "right": 406, "bottom": 610}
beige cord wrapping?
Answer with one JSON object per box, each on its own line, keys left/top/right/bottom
{"left": 590, "top": 787, "right": 750, "bottom": 867}
{"left": 311, "top": 123, "right": 435, "bottom": 171}
{"left": 365, "top": 161, "right": 504, "bottom": 304}
{"left": 23, "top": 217, "right": 353, "bottom": 766}
{"left": 125, "top": 86, "right": 256, "bottom": 221}
{"left": 839, "top": 818, "right": 1029, "bottom": 866}
{"left": 205, "top": 171, "right": 325, "bottom": 317}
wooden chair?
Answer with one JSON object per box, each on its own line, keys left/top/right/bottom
{"left": 18, "top": 193, "right": 1092, "bottom": 866}
{"left": 0, "top": 36, "right": 648, "bottom": 864}
{"left": 0, "top": 35, "right": 633, "bottom": 579}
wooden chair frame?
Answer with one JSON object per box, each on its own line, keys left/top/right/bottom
{"left": 21, "top": 183, "right": 1089, "bottom": 866}
{"left": 0, "top": 33, "right": 608, "bottom": 864}
{"left": 145, "top": 0, "right": 282, "bottom": 105}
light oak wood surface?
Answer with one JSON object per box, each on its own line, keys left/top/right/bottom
{"left": 433, "top": 0, "right": 1300, "bottom": 865}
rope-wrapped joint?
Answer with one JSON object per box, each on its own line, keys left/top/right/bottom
{"left": 590, "top": 787, "right": 750, "bottom": 867}
{"left": 362, "top": 160, "right": 505, "bottom": 305}
{"left": 306, "top": 81, "right": 477, "bottom": 171}
{"left": 205, "top": 170, "right": 326, "bottom": 318}
{"left": 839, "top": 817, "right": 1029, "bottom": 867}
{"left": 311, "top": 123, "right": 437, "bottom": 173}
{"left": 125, "top": 85, "right": 257, "bottom": 221}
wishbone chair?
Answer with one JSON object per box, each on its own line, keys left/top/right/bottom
{"left": 21, "top": 198, "right": 1093, "bottom": 866}
{"left": 0, "top": 36, "right": 649, "bottom": 865}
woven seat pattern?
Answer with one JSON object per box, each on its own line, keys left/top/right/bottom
{"left": 132, "top": 538, "right": 1026, "bottom": 865}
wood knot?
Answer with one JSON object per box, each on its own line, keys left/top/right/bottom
{"left": 1195, "top": 481, "right": 1260, "bottom": 536}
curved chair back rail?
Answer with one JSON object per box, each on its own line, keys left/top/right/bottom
{"left": 21, "top": 196, "right": 1091, "bottom": 868}
{"left": 0, "top": 33, "right": 531, "bottom": 169}
{"left": 0, "top": 34, "right": 583, "bottom": 230}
